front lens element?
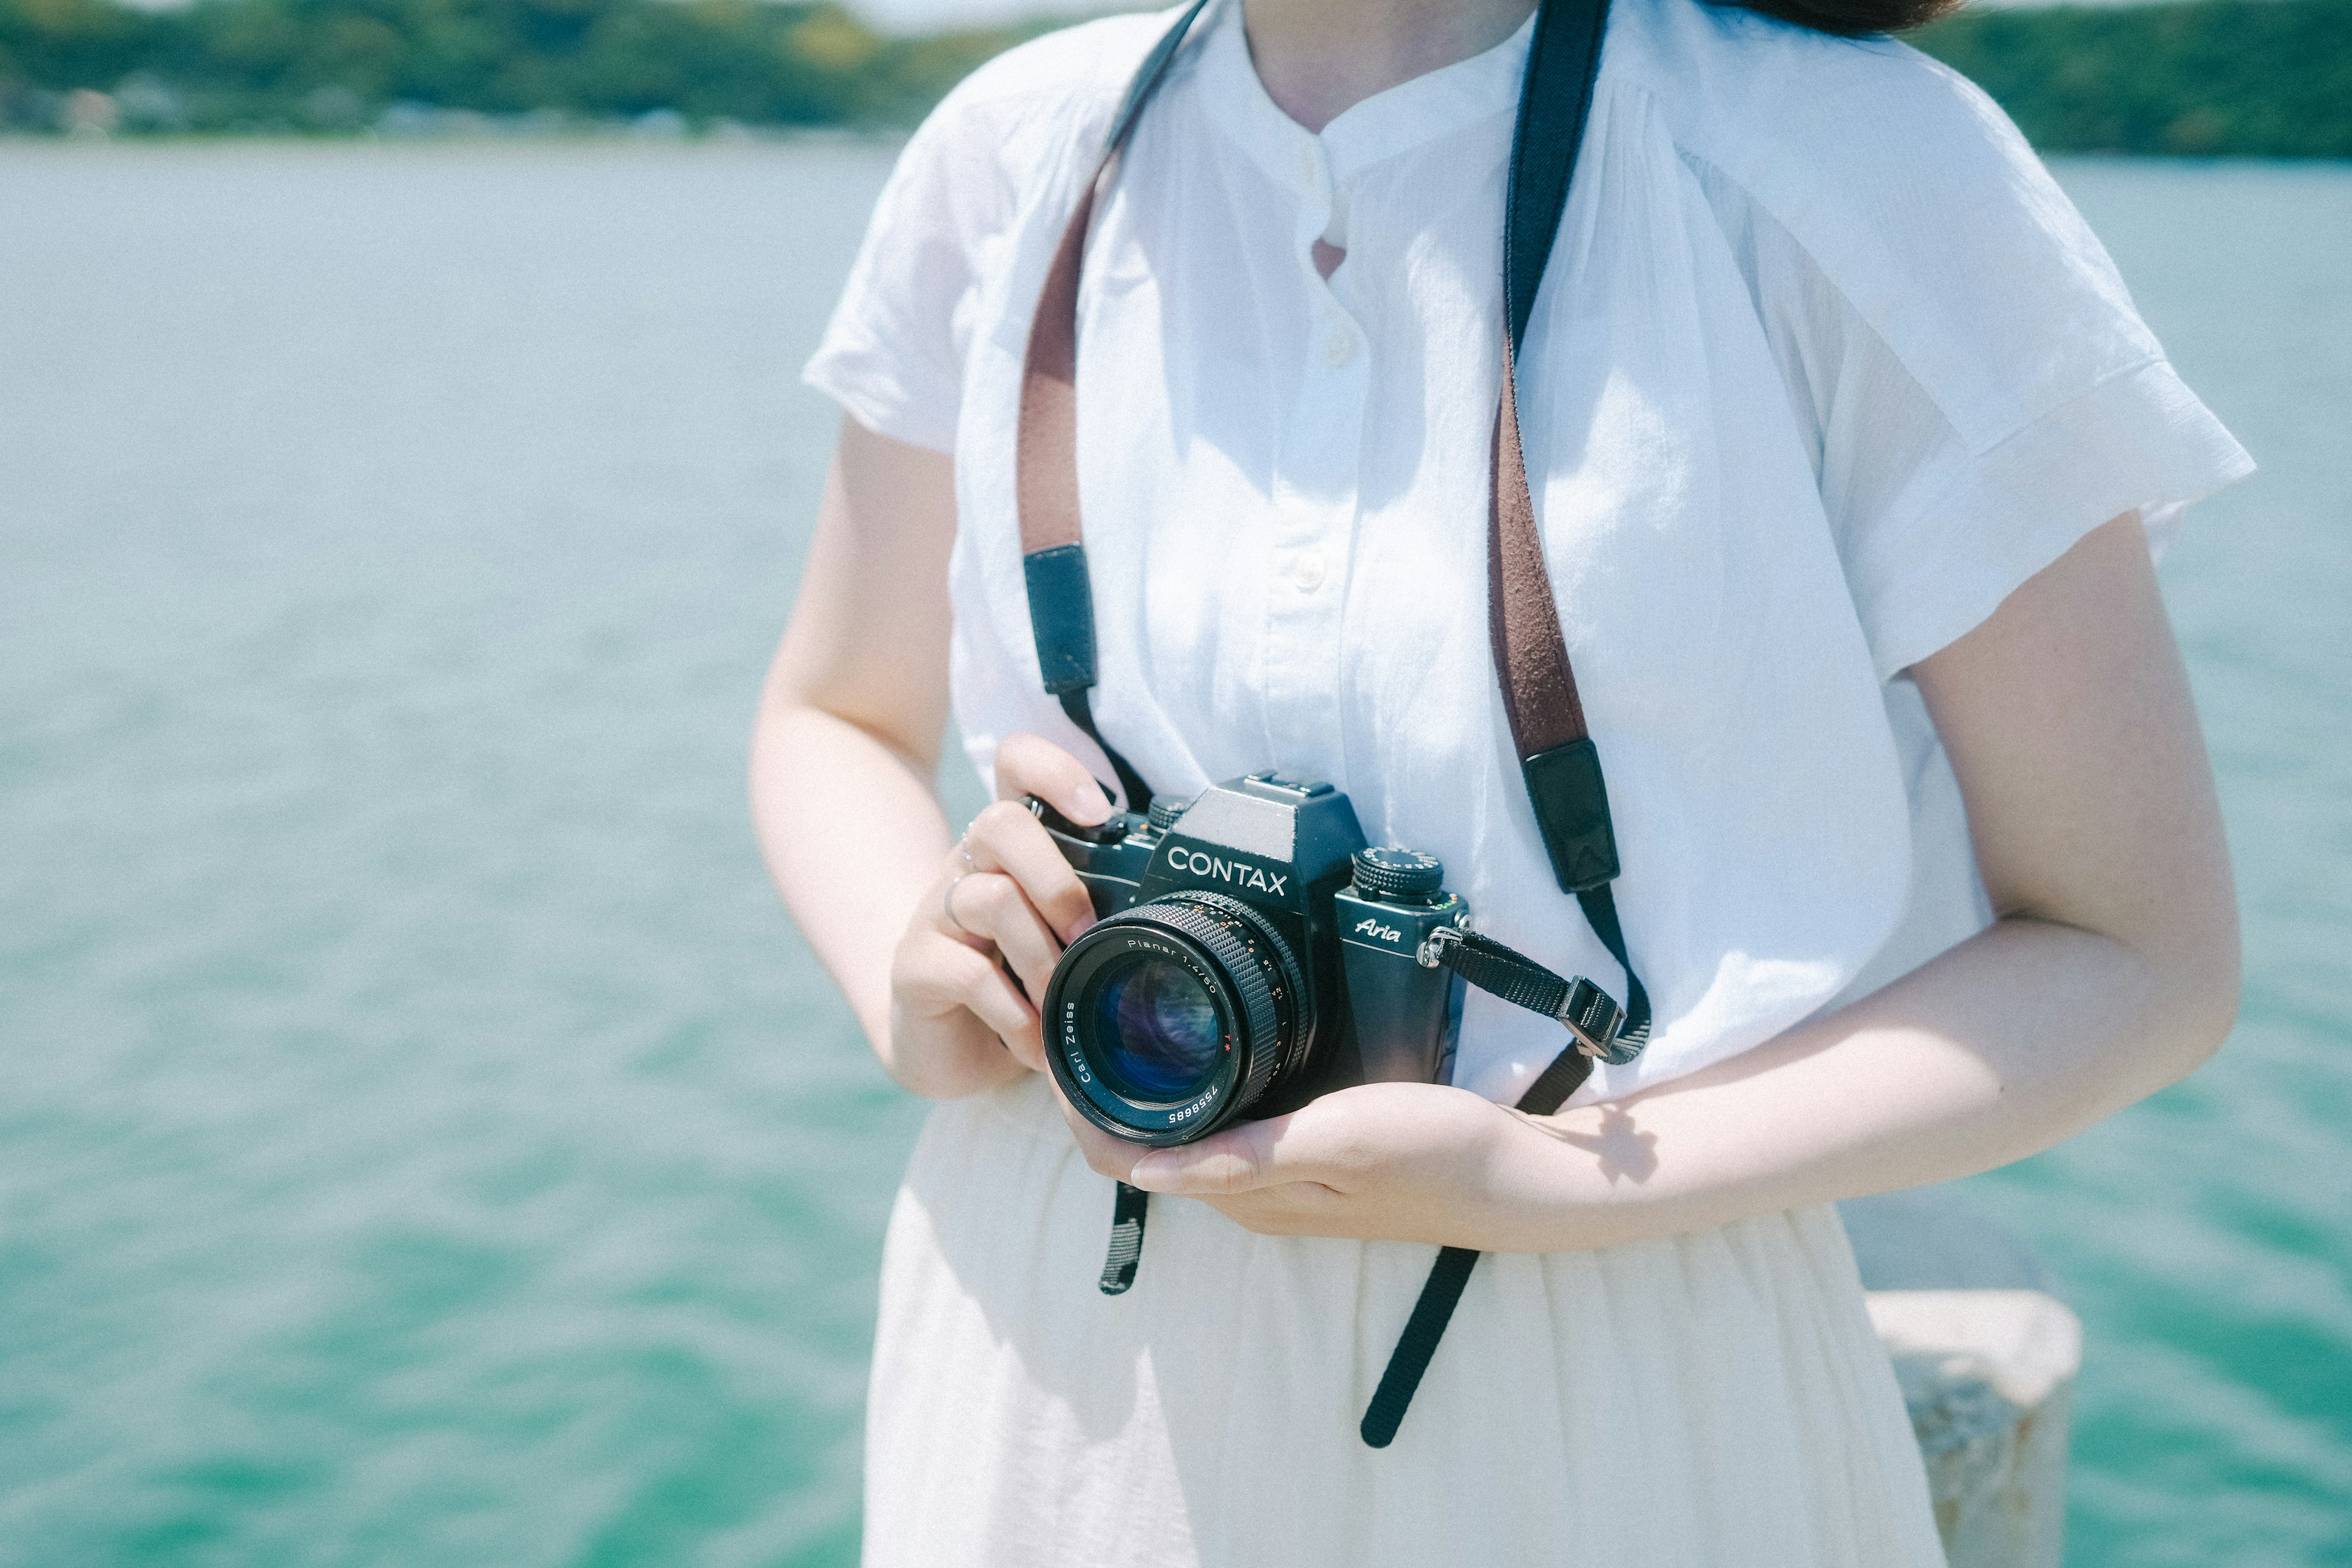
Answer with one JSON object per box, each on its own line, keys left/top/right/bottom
{"left": 1091, "top": 957, "right": 1223, "bottom": 1101}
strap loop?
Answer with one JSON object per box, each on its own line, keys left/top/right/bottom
{"left": 1523, "top": 737, "right": 1620, "bottom": 892}
{"left": 1023, "top": 543, "right": 1099, "bottom": 695}
{"left": 1099, "top": 1180, "right": 1150, "bottom": 1295}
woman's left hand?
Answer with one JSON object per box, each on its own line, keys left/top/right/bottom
{"left": 1052, "top": 1079, "right": 1589, "bottom": 1250}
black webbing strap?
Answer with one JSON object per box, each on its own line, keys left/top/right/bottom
{"left": 1060, "top": 690, "right": 1154, "bottom": 821}
{"left": 1360, "top": 1246, "right": 1482, "bottom": 1444}
{"left": 1578, "top": 883, "right": 1649, "bottom": 1046}
{"left": 1099, "top": 1179, "right": 1151, "bottom": 1294}
{"left": 1360, "top": 979, "right": 1597, "bottom": 1447}
{"left": 1433, "top": 927, "right": 1630, "bottom": 1062}
{"left": 1102, "top": 0, "right": 1213, "bottom": 154}
{"left": 1504, "top": 0, "right": 1609, "bottom": 358}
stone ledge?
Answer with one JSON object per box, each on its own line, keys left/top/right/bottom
{"left": 1868, "top": 1290, "right": 2081, "bottom": 1568}
{"left": 1844, "top": 1188, "right": 2081, "bottom": 1568}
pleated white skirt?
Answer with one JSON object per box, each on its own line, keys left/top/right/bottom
{"left": 862, "top": 1074, "right": 1948, "bottom": 1567}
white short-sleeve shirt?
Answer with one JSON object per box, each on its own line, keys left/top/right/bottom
{"left": 805, "top": 0, "right": 2251, "bottom": 1107}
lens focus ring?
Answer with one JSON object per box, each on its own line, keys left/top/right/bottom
{"left": 1136, "top": 896, "right": 1287, "bottom": 1113}
{"left": 1191, "top": 892, "right": 1314, "bottom": 1089}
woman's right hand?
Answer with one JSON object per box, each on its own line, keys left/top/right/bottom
{"left": 888, "top": 733, "right": 1117, "bottom": 1087}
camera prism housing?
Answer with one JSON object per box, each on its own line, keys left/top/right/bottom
{"left": 1035, "top": 773, "right": 1468, "bottom": 1147}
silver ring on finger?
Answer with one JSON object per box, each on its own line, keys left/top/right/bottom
{"left": 943, "top": 870, "right": 983, "bottom": 938}
{"left": 954, "top": 836, "right": 980, "bottom": 875}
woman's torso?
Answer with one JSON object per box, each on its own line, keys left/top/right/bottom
{"left": 808, "top": 0, "right": 2247, "bottom": 1107}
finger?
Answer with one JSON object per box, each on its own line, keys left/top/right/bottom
{"left": 903, "top": 934, "right": 1044, "bottom": 1069}
{"left": 964, "top": 799, "right": 1098, "bottom": 943}
{"left": 948, "top": 870, "right": 1066, "bottom": 1008}
{"left": 1125, "top": 1117, "right": 1293, "bottom": 1196}
{"left": 930, "top": 853, "right": 994, "bottom": 952}
{"left": 1047, "top": 1088, "right": 1149, "bottom": 1184}
{"left": 1202, "top": 1184, "right": 1349, "bottom": 1237}
{"left": 995, "top": 731, "right": 1114, "bottom": 825}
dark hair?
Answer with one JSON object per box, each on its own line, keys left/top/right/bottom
{"left": 1717, "top": 0, "right": 1962, "bottom": 36}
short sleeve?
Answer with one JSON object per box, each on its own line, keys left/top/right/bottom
{"left": 803, "top": 92, "right": 1015, "bottom": 453}
{"left": 1684, "top": 56, "right": 2253, "bottom": 682}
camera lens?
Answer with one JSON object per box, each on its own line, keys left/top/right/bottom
{"left": 1044, "top": 892, "right": 1311, "bottom": 1145}
{"left": 1090, "top": 956, "right": 1221, "bottom": 1101}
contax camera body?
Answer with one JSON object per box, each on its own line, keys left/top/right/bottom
{"left": 1036, "top": 774, "right": 1471, "bottom": 1147}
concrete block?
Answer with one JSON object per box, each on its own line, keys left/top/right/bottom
{"left": 1840, "top": 1188, "right": 2081, "bottom": 1567}
{"left": 1866, "top": 1289, "right": 2081, "bottom": 1568}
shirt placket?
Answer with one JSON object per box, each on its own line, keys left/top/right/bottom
{"left": 1261, "top": 132, "right": 1368, "bottom": 780}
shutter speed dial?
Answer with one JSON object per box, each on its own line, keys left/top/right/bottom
{"left": 1351, "top": 847, "right": 1446, "bottom": 904}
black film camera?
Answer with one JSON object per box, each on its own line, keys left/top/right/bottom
{"left": 1035, "top": 774, "right": 1471, "bottom": 1147}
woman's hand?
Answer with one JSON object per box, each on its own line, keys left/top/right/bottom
{"left": 1053, "top": 1079, "right": 1596, "bottom": 1250}
{"left": 887, "top": 733, "right": 1120, "bottom": 1087}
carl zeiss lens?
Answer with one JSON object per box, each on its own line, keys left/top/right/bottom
{"left": 1044, "top": 892, "right": 1309, "bottom": 1145}
{"left": 1091, "top": 957, "right": 1223, "bottom": 1101}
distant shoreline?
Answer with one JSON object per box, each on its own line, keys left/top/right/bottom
{"left": 0, "top": 115, "right": 920, "bottom": 146}
{"left": 3, "top": 0, "right": 2347, "bottom": 158}
{"left": 4, "top": 140, "right": 2342, "bottom": 168}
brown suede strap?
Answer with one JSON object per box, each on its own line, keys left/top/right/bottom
{"left": 1488, "top": 333, "right": 1590, "bottom": 758}
{"left": 1017, "top": 0, "right": 1210, "bottom": 559}
{"left": 1017, "top": 176, "right": 1095, "bottom": 557}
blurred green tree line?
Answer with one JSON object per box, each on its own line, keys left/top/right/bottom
{"left": 0, "top": 0, "right": 1050, "bottom": 130}
{"left": 2, "top": 0, "right": 2347, "bottom": 150}
{"left": 1914, "top": 0, "right": 2352, "bottom": 157}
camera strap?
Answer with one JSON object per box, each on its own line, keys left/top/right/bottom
{"left": 1013, "top": 0, "right": 1218, "bottom": 821}
{"left": 1364, "top": 0, "right": 1637, "bottom": 1447}
{"left": 1017, "top": 0, "right": 1643, "bottom": 1041}
{"left": 1490, "top": 0, "right": 1649, "bottom": 1055}
{"left": 1018, "top": 0, "right": 1651, "bottom": 1420}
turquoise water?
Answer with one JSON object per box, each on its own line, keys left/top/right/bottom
{"left": 0, "top": 145, "right": 2345, "bottom": 1565}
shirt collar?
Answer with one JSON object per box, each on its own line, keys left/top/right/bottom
{"left": 1194, "top": 0, "right": 1534, "bottom": 194}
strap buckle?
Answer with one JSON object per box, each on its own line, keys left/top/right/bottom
{"left": 1557, "top": 974, "right": 1625, "bottom": 1061}
{"left": 1419, "top": 924, "right": 1633, "bottom": 1064}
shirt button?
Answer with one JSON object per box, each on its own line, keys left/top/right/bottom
{"left": 1290, "top": 551, "right": 1328, "bottom": 591}
{"left": 1297, "top": 145, "right": 1319, "bottom": 183}
{"left": 1322, "top": 328, "right": 1356, "bottom": 368}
